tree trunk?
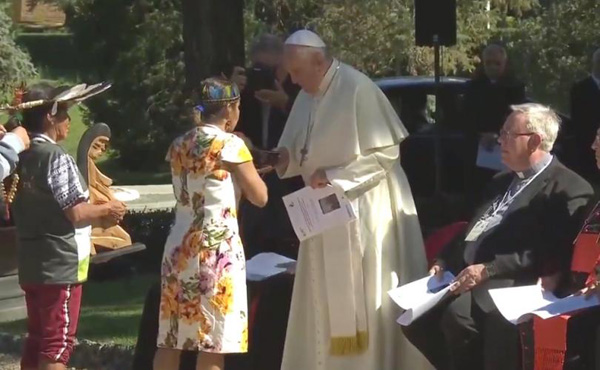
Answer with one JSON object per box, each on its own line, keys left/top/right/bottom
{"left": 182, "top": 0, "right": 245, "bottom": 90}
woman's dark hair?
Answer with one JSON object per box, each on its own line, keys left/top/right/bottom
{"left": 20, "top": 83, "right": 69, "bottom": 133}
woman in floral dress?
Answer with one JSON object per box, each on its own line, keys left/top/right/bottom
{"left": 154, "top": 78, "right": 268, "bottom": 370}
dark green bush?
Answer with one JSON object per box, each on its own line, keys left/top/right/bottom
{"left": 15, "top": 32, "right": 78, "bottom": 72}
{"left": 0, "top": 10, "right": 37, "bottom": 99}
{"left": 65, "top": 0, "right": 190, "bottom": 170}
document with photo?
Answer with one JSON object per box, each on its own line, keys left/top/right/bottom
{"left": 283, "top": 185, "right": 357, "bottom": 242}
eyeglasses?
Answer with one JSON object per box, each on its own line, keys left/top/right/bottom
{"left": 498, "top": 129, "right": 536, "bottom": 139}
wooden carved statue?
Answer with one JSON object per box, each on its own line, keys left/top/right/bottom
{"left": 76, "top": 123, "right": 132, "bottom": 254}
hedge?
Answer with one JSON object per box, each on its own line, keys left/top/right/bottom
{"left": 89, "top": 209, "right": 173, "bottom": 281}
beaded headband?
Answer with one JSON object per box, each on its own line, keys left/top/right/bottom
{"left": 194, "top": 79, "right": 240, "bottom": 115}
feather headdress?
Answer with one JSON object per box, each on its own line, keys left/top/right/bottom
{"left": 0, "top": 82, "right": 112, "bottom": 115}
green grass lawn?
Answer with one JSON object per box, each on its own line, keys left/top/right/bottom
{"left": 0, "top": 274, "right": 158, "bottom": 346}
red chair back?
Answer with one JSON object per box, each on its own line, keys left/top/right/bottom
{"left": 424, "top": 222, "right": 468, "bottom": 266}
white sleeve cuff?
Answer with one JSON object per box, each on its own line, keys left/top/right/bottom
{"left": 325, "top": 167, "right": 349, "bottom": 193}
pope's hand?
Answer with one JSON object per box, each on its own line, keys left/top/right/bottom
{"left": 309, "top": 169, "right": 329, "bottom": 189}
{"left": 450, "top": 264, "right": 487, "bottom": 295}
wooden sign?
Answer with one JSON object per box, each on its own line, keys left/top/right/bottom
{"left": 12, "top": 0, "right": 66, "bottom": 28}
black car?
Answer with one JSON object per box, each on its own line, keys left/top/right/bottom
{"left": 376, "top": 76, "right": 470, "bottom": 197}
{"left": 375, "top": 76, "right": 574, "bottom": 197}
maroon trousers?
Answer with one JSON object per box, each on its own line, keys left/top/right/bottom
{"left": 20, "top": 283, "right": 83, "bottom": 368}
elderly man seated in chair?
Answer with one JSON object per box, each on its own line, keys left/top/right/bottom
{"left": 402, "top": 103, "right": 594, "bottom": 370}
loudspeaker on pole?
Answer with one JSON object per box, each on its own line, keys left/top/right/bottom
{"left": 414, "top": 0, "right": 457, "bottom": 47}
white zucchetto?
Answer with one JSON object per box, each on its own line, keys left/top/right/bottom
{"left": 284, "top": 30, "right": 326, "bottom": 48}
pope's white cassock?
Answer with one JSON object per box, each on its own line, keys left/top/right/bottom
{"left": 277, "top": 32, "right": 432, "bottom": 370}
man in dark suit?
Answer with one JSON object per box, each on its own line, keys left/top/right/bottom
{"left": 462, "top": 44, "right": 527, "bottom": 199}
{"left": 402, "top": 103, "right": 594, "bottom": 370}
{"left": 568, "top": 49, "right": 600, "bottom": 183}
{"left": 463, "top": 45, "right": 527, "bottom": 136}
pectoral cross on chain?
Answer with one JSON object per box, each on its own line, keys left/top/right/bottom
{"left": 300, "top": 107, "right": 315, "bottom": 167}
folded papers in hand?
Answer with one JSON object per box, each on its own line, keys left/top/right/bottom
{"left": 387, "top": 272, "right": 455, "bottom": 326}
{"left": 489, "top": 284, "right": 600, "bottom": 325}
{"left": 246, "top": 252, "right": 296, "bottom": 281}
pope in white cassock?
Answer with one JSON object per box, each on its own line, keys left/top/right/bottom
{"left": 274, "top": 30, "right": 432, "bottom": 370}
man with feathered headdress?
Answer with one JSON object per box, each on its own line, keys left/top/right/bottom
{"left": 2, "top": 82, "right": 126, "bottom": 370}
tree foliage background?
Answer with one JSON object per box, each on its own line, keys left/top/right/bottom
{"left": 59, "top": 0, "right": 187, "bottom": 169}
{"left": 24, "top": 0, "right": 598, "bottom": 168}
{"left": 504, "top": 0, "right": 599, "bottom": 111}
{"left": 245, "top": 0, "right": 598, "bottom": 112}
{"left": 0, "top": 2, "right": 37, "bottom": 101}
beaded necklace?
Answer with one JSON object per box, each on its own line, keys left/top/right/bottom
{"left": 1, "top": 174, "right": 19, "bottom": 221}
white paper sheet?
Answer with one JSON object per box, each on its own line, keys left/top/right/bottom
{"left": 489, "top": 284, "right": 600, "bottom": 325}
{"left": 476, "top": 144, "right": 507, "bottom": 172}
{"left": 283, "top": 185, "right": 357, "bottom": 242}
{"left": 246, "top": 252, "right": 296, "bottom": 281}
{"left": 387, "top": 272, "right": 455, "bottom": 326}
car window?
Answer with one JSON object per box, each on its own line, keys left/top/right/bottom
{"left": 385, "top": 92, "right": 403, "bottom": 117}
{"left": 426, "top": 95, "right": 436, "bottom": 123}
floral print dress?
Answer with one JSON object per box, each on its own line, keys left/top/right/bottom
{"left": 157, "top": 125, "right": 252, "bottom": 353}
